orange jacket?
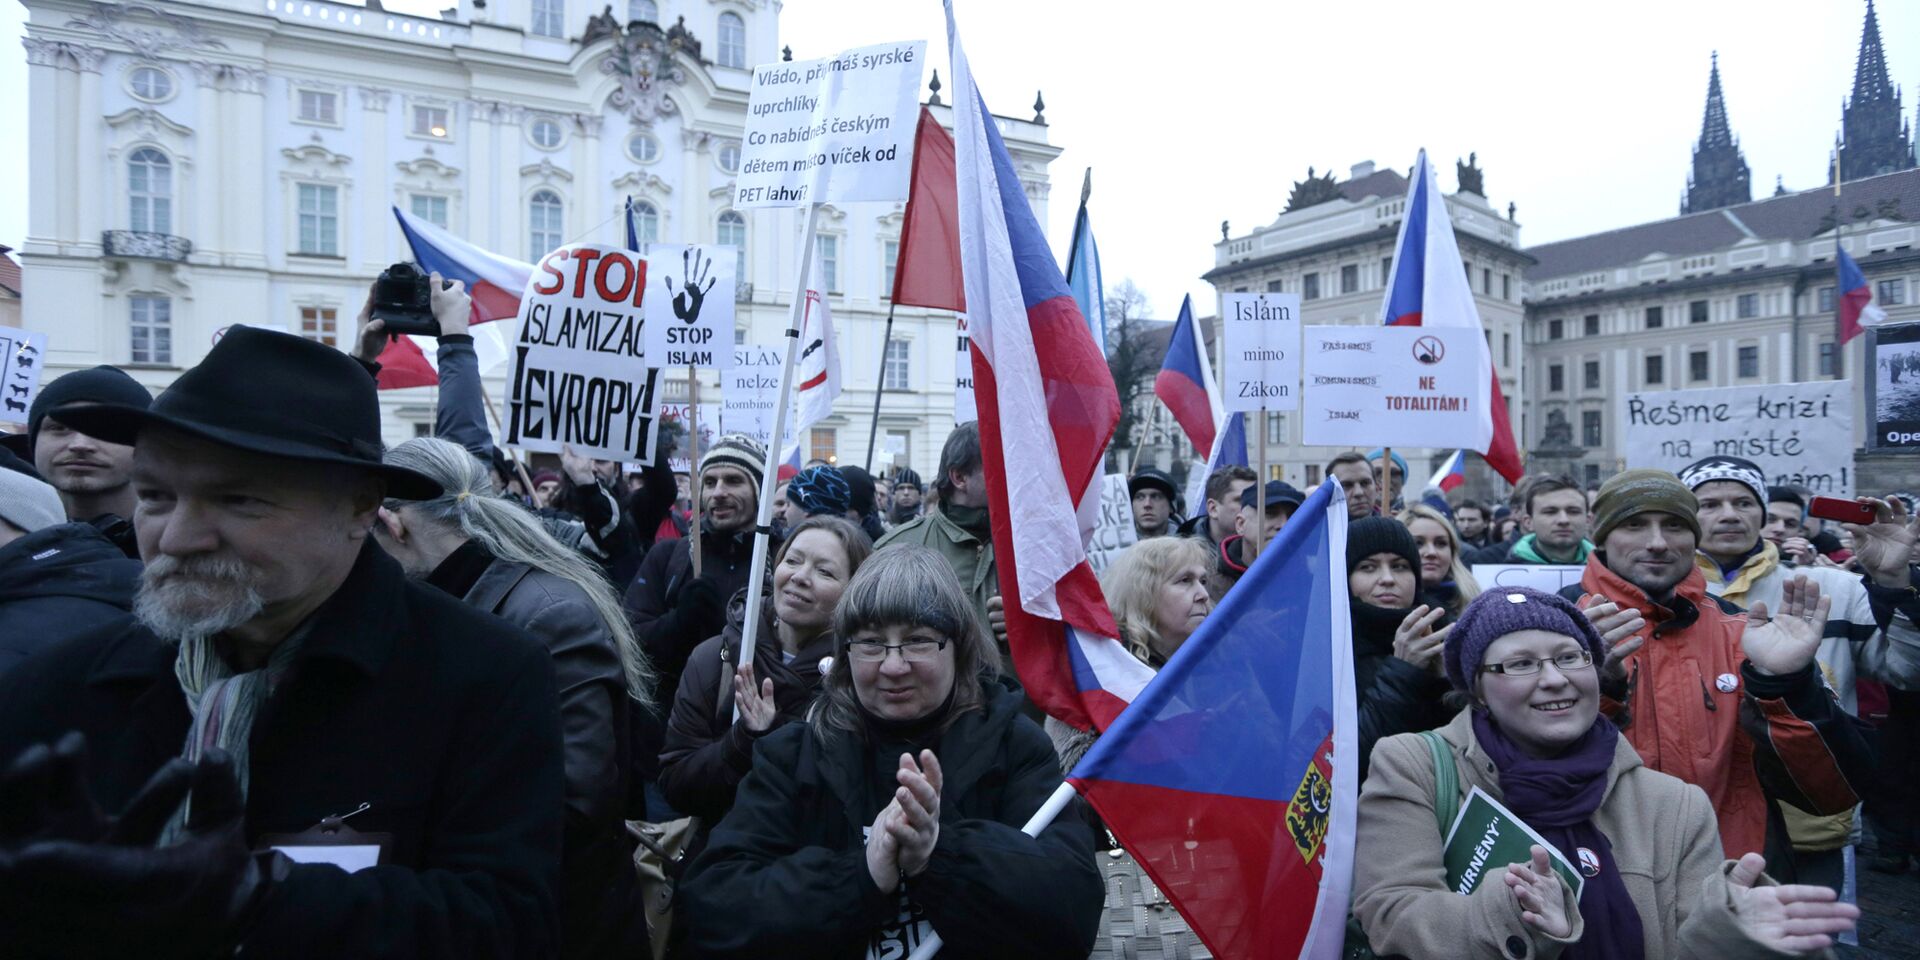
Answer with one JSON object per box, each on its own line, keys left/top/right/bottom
{"left": 1574, "top": 558, "right": 1866, "bottom": 860}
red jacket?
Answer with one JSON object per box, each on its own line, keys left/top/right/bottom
{"left": 1573, "top": 558, "right": 1867, "bottom": 860}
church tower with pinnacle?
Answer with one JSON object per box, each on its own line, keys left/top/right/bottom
{"left": 1683, "top": 52, "right": 1751, "bottom": 214}
{"left": 1833, "top": 0, "right": 1915, "bottom": 183}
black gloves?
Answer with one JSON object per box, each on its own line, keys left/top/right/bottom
{"left": 0, "top": 734, "right": 279, "bottom": 959}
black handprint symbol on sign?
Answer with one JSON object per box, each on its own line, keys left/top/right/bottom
{"left": 662, "top": 247, "right": 718, "bottom": 325}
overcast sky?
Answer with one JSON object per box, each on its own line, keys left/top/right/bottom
{"left": 4, "top": 0, "right": 1912, "bottom": 319}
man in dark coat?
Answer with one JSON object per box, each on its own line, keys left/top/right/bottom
{"left": 0, "top": 462, "right": 141, "bottom": 678}
{"left": 624, "top": 433, "right": 770, "bottom": 818}
{"left": 20, "top": 365, "right": 153, "bottom": 559}
{"left": 0, "top": 327, "right": 563, "bottom": 960}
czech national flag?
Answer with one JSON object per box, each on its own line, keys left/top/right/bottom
{"left": 381, "top": 207, "right": 533, "bottom": 389}
{"left": 1070, "top": 480, "right": 1357, "bottom": 960}
{"left": 948, "top": 6, "right": 1147, "bottom": 732}
{"left": 1837, "top": 247, "right": 1888, "bottom": 346}
{"left": 1155, "top": 294, "right": 1223, "bottom": 457}
{"left": 1429, "top": 448, "right": 1467, "bottom": 493}
{"left": 1380, "top": 152, "right": 1522, "bottom": 484}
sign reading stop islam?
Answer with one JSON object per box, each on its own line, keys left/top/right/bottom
{"left": 735, "top": 41, "right": 925, "bottom": 208}
{"left": 644, "top": 243, "right": 736, "bottom": 368}
{"left": 507, "top": 243, "right": 663, "bottom": 463}
{"left": 1301, "top": 324, "right": 1491, "bottom": 449}
{"left": 1221, "top": 292, "right": 1301, "bottom": 413}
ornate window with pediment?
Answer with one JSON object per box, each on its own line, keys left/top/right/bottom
{"left": 130, "top": 295, "right": 172, "bottom": 365}
{"left": 529, "top": 190, "right": 565, "bottom": 261}
{"left": 717, "top": 13, "right": 746, "bottom": 68}
{"left": 630, "top": 200, "right": 659, "bottom": 246}
{"left": 717, "top": 210, "right": 746, "bottom": 280}
{"left": 128, "top": 148, "right": 172, "bottom": 235}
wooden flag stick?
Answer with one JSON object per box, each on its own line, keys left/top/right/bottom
{"left": 688, "top": 367, "right": 704, "bottom": 578}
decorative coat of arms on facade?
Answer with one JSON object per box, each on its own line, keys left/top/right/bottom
{"left": 600, "top": 19, "right": 700, "bottom": 127}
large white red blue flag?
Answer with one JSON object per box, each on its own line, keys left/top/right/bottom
{"left": 385, "top": 207, "right": 532, "bottom": 389}
{"left": 946, "top": 2, "right": 1147, "bottom": 731}
{"left": 1378, "top": 152, "right": 1522, "bottom": 483}
{"left": 1070, "top": 480, "right": 1357, "bottom": 960}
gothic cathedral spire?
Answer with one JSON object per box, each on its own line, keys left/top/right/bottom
{"left": 1834, "top": 0, "right": 1914, "bottom": 182}
{"left": 1683, "top": 52, "right": 1751, "bottom": 214}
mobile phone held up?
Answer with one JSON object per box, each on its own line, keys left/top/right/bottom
{"left": 1807, "top": 496, "right": 1876, "bottom": 526}
{"left": 371, "top": 262, "right": 452, "bottom": 337}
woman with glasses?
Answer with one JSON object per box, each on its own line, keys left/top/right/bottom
{"left": 1352, "top": 586, "right": 1858, "bottom": 959}
{"left": 658, "top": 515, "right": 872, "bottom": 826}
{"left": 677, "top": 544, "right": 1103, "bottom": 958}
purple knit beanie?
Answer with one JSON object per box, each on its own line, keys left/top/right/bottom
{"left": 1444, "top": 586, "right": 1606, "bottom": 692}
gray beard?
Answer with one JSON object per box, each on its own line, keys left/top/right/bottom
{"left": 134, "top": 555, "right": 267, "bottom": 645}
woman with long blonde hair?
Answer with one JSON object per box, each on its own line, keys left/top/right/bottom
{"left": 1398, "top": 503, "right": 1482, "bottom": 617}
{"left": 1100, "top": 536, "right": 1216, "bottom": 667}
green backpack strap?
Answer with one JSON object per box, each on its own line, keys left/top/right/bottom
{"left": 1418, "top": 730, "right": 1459, "bottom": 834}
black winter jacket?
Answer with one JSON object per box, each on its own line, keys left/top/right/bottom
{"left": 0, "top": 521, "right": 141, "bottom": 678}
{"left": 0, "top": 542, "right": 565, "bottom": 960}
{"left": 678, "top": 680, "right": 1104, "bottom": 959}
{"left": 1351, "top": 597, "right": 1453, "bottom": 784}
{"left": 658, "top": 596, "right": 835, "bottom": 824}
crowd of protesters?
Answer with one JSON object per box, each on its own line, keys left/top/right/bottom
{"left": 0, "top": 274, "right": 1914, "bottom": 958}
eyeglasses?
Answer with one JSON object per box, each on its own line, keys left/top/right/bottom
{"left": 1480, "top": 650, "right": 1594, "bottom": 677}
{"left": 846, "top": 638, "right": 949, "bottom": 663}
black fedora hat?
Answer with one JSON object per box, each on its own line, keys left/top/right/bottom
{"left": 52, "top": 326, "right": 441, "bottom": 500}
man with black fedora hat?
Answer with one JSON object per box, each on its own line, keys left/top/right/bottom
{"left": 9, "top": 364, "right": 155, "bottom": 558}
{"left": 1128, "top": 467, "right": 1179, "bottom": 539}
{"left": 0, "top": 326, "right": 565, "bottom": 959}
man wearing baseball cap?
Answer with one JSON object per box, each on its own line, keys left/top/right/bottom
{"left": 1214, "top": 480, "right": 1305, "bottom": 591}
{"left": 0, "top": 327, "right": 565, "bottom": 958}
{"left": 1128, "top": 467, "right": 1179, "bottom": 539}
{"left": 1568, "top": 468, "right": 1870, "bottom": 876}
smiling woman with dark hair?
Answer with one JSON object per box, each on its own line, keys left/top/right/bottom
{"left": 677, "top": 544, "right": 1103, "bottom": 959}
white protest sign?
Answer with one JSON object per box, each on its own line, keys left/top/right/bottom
{"left": 506, "top": 243, "right": 663, "bottom": 463}
{"left": 1619, "top": 381, "right": 1855, "bottom": 495}
{"left": 954, "top": 313, "right": 976, "bottom": 422}
{"left": 1221, "top": 293, "right": 1301, "bottom": 413}
{"left": 723, "top": 345, "right": 784, "bottom": 450}
{"left": 0, "top": 326, "right": 49, "bottom": 424}
{"left": 1471, "top": 564, "right": 1587, "bottom": 596}
{"left": 735, "top": 41, "right": 925, "bottom": 208}
{"left": 644, "top": 244, "right": 736, "bottom": 368}
{"left": 1302, "top": 325, "right": 1492, "bottom": 449}
{"left": 1086, "top": 474, "right": 1139, "bottom": 574}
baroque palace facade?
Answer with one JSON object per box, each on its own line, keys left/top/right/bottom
{"left": 1522, "top": 1, "right": 1919, "bottom": 493}
{"left": 17, "top": 0, "right": 1060, "bottom": 472}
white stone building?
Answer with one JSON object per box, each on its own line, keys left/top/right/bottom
{"left": 16, "top": 0, "right": 1060, "bottom": 475}
{"left": 1203, "top": 158, "right": 1529, "bottom": 496}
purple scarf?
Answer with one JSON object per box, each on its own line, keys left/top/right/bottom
{"left": 1471, "top": 711, "right": 1645, "bottom": 960}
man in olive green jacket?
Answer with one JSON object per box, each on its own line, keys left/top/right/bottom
{"left": 875, "top": 423, "right": 1009, "bottom": 667}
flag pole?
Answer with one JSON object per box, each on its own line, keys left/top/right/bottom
{"left": 904, "top": 781, "right": 1080, "bottom": 960}
{"left": 688, "top": 368, "right": 703, "bottom": 578}
{"left": 480, "top": 384, "right": 538, "bottom": 496}
{"left": 1382, "top": 446, "right": 1393, "bottom": 512}
{"left": 1255, "top": 407, "right": 1268, "bottom": 555}
{"left": 737, "top": 202, "right": 823, "bottom": 683}
{"left": 1128, "top": 401, "right": 1157, "bottom": 473}
{"left": 863, "top": 300, "right": 900, "bottom": 472}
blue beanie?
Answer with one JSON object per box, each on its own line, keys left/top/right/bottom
{"left": 1444, "top": 586, "right": 1606, "bottom": 693}
{"left": 788, "top": 465, "right": 851, "bottom": 517}
{"left": 1365, "top": 447, "right": 1408, "bottom": 479}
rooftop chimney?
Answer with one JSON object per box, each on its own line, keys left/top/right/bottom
{"left": 1349, "top": 160, "right": 1376, "bottom": 180}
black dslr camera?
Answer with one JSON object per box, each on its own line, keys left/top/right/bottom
{"left": 371, "top": 262, "right": 452, "bottom": 337}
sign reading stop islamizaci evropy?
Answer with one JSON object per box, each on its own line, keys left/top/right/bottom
{"left": 506, "top": 243, "right": 663, "bottom": 463}
{"left": 1619, "top": 380, "right": 1855, "bottom": 495}
{"left": 1301, "top": 324, "right": 1492, "bottom": 450}
{"left": 1220, "top": 292, "right": 1302, "bottom": 414}
{"left": 734, "top": 41, "right": 926, "bottom": 208}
